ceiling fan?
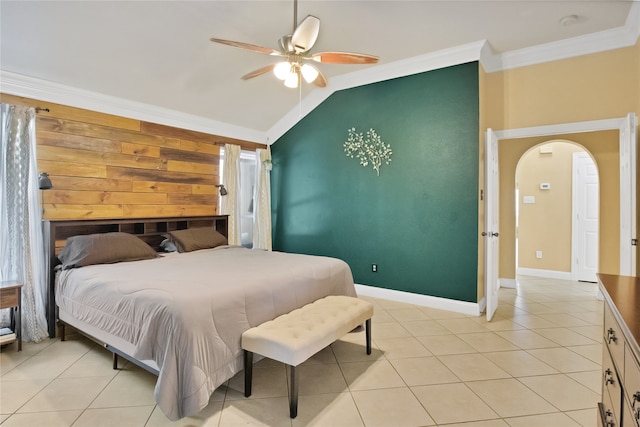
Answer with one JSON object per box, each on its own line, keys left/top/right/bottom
{"left": 210, "top": 0, "right": 379, "bottom": 89}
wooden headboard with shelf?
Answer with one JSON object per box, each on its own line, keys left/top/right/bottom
{"left": 44, "top": 215, "right": 228, "bottom": 338}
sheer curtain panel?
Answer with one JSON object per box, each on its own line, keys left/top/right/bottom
{"left": 0, "top": 104, "right": 49, "bottom": 342}
{"left": 221, "top": 144, "right": 241, "bottom": 245}
{"left": 253, "top": 147, "right": 272, "bottom": 250}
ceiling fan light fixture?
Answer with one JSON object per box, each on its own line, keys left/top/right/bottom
{"left": 300, "top": 63, "right": 319, "bottom": 83}
{"left": 273, "top": 61, "right": 291, "bottom": 80}
{"left": 210, "top": 0, "right": 378, "bottom": 88}
{"left": 284, "top": 70, "right": 299, "bottom": 88}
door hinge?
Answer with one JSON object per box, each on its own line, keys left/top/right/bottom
{"left": 633, "top": 239, "right": 638, "bottom": 246}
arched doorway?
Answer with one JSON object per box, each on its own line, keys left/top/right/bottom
{"left": 515, "top": 141, "right": 599, "bottom": 283}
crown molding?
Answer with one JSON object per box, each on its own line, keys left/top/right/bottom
{"left": 0, "top": 70, "right": 266, "bottom": 143}
{"left": 495, "top": 1, "right": 640, "bottom": 71}
{"left": 267, "top": 41, "right": 486, "bottom": 142}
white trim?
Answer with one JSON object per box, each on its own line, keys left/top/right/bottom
{"left": 499, "top": 278, "right": 517, "bottom": 289}
{"left": 495, "top": 118, "right": 625, "bottom": 140}
{"left": 479, "top": 41, "right": 502, "bottom": 73}
{"left": 517, "top": 268, "right": 572, "bottom": 281}
{"left": 354, "top": 284, "right": 482, "bottom": 316}
{"left": 0, "top": 70, "right": 266, "bottom": 144}
{"left": 266, "top": 41, "right": 486, "bottom": 142}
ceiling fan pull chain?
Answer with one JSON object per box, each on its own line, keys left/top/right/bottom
{"left": 298, "top": 79, "right": 302, "bottom": 117}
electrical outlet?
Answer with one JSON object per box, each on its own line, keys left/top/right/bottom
{"left": 536, "top": 250, "right": 543, "bottom": 259}
{"left": 372, "top": 264, "right": 378, "bottom": 272}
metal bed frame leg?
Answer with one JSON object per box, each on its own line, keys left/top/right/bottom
{"left": 113, "top": 352, "right": 118, "bottom": 370}
{"left": 289, "top": 364, "right": 298, "bottom": 418}
{"left": 244, "top": 350, "right": 253, "bottom": 397}
{"left": 59, "top": 322, "right": 66, "bottom": 342}
{"left": 365, "top": 318, "right": 372, "bottom": 355}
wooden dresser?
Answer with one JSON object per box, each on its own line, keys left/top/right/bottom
{"left": 599, "top": 274, "right": 640, "bottom": 427}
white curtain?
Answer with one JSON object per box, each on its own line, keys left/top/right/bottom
{"left": 0, "top": 104, "right": 49, "bottom": 342}
{"left": 253, "top": 147, "right": 272, "bottom": 250}
{"left": 221, "top": 144, "right": 241, "bottom": 245}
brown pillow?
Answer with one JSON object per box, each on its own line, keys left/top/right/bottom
{"left": 59, "top": 232, "right": 159, "bottom": 269}
{"left": 168, "top": 227, "right": 228, "bottom": 252}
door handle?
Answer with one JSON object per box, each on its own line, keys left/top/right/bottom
{"left": 481, "top": 232, "right": 499, "bottom": 237}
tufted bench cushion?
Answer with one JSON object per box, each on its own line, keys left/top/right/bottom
{"left": 241, "top": 295, "right": 373, "bottom": 418}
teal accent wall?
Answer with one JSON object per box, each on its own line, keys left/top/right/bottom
{"left": 271, "top": 62, "right": 479, "bottom": 303}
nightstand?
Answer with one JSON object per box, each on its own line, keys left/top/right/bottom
{"left": 0, "top": 281, "right": 23, "bottom": 351}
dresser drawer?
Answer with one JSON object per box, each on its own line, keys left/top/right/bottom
{"left": 625, "top": 345, "right": 640, "bottom": 426}
{"left": 599, "top": 394, "right": 619, "bottom": 427}
{"left": 605, "top": 303, "right": 625, "bottom": 375}
{"left": 0, "top": 288, "right": 19, "bottom": 308}
{"left": 624, "top": 396, "right": 638, "bottom": 427}
{"left": 603, "top": 342, "right": 622, "bottom": 420}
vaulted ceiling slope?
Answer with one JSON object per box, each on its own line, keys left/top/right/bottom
{"left": 1, "top": 1, "right": 638, "bottom": 144}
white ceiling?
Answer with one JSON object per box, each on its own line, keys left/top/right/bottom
{"left": 0, "top": 1, "right": 637, "bottom": 142}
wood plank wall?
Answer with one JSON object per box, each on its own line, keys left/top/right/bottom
{"left": 1, "top": 94, "right": 266, "bottom": 220}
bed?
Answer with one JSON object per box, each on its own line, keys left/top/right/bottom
{"left": 44, "top": 216, "right": 357, "bottom": 420}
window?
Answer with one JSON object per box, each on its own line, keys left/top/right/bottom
{"left": 220, "top": 148, "right": 257, "bottom": 248}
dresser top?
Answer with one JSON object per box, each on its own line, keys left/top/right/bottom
{"left": 598, "top": 273, "right": 640, "bottom": 352}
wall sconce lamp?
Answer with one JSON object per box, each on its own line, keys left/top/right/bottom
{"left": 215, "top": 184, "right": 228, "bottom": 196}
{"left": 38, "top": 172, "right": 53, "bottom": 190}
{"left": 38, "top": 172, "right": 53, "bottom": 216}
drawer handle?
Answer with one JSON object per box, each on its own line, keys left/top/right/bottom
{"left": 633, "top": 392, "right": 640, "bottom": 409}
{"left": 605, "top": 409, "right": 615, "bottom": 427}
{"left": 607, "top": 328, "right": 617, "bottom": 344}
{"left": 604, "top": 369, "right": 615, "bottom": 386}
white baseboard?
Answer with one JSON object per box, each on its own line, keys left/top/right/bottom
{"left": 517, "top": 268, "right": 572, "bottom": 281}
{"left": 355, "top": 284, "right": 482, "bottom": 316}
{"left": 499, "top": 278, "right": 517, "bottom": 289}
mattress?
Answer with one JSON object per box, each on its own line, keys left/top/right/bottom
{"left": 55, "top": 246, "right": 356, "bottom": 420}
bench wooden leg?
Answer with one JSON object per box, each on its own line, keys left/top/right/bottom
{"left": 288, "top": 364, "right": 298, "bottom": 418}
{"left": 365, "top": 318, "right": 372, "bottom": 355}
{"left": 244, "top": 350, "right": 253, "bottom": 397}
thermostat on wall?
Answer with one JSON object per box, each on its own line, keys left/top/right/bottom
{"left": 540, "top": 183, "right": 551, "bottom": 190}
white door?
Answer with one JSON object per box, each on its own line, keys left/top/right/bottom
{"left": 620, "top": 113, "right": 637, "bottom": 276}
{"left": 573, "top": 152, "right": 599, "bottom": 282}
{"left": 484, "top": 129, "right": 499, "bottom": 321}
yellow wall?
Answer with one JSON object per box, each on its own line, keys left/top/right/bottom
{"left": 481, "top": 40, "right": 639, "bottom": 283}
{"left": 517, "top": 142, "right": 586, "bottom": 272}
{"left": 502, "top": 45, "right": 639, "bottom": 129}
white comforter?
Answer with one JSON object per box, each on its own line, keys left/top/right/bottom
{"left": 55, "top": 246, "right": 356, "bottom": 420}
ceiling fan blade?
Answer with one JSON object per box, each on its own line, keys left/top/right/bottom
{"left": 312, "top": 69, "right": 327, "bottom": 88}
{"left": 241, "top": 63, "right": 278, "bottom": 80}
{"left": 311, "top": 52, "right": 379, "bottom": 64}
{"left": 291, "top": 15, "right": 320, "bottom": 54}
{"left": 210, "top": 38, "right": 281, "bottom": 56}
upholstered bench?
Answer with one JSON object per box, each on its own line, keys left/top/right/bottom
{"left": 241, "top": 295, "right": 374, "bottom": 418}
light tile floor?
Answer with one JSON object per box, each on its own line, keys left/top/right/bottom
{"left": 0, "top": 276, "right": 602, "bottom": 426}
